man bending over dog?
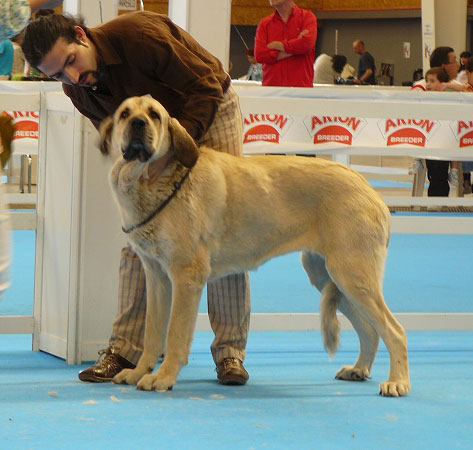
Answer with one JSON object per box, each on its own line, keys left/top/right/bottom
{"left": 22, "top": 11, "right": 251, "bottom": 386}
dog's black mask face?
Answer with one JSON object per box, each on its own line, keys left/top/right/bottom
{"left": 123, "top": 117, "right": 153, "bottom": 162}
{"left": 123, "top": 140, "right": 152, "bottom": 162}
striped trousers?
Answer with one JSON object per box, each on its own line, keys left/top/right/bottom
{"left": 109, "top": 85, "right": 251, "bottom": 365}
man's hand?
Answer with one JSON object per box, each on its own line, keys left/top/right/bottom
{"left": 267, "top": 41, "right": 284, "bottom": 52}
{"left": 464, "top": 83, "right": 473, "bottom": 92}
{"left": 267, "top": 29, "right": 309, "bottom": 56}
{"left": 276, "top": 51, "right": 291, "bottom": 61}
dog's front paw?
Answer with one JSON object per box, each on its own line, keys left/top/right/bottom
{"left": 113, "top": 368, "right": 147, "bottom": 385}
{"left": 335, "top": 365, "right": 370, "bottom": 381}
{"left": 137, "top": 372, "right": 175, "bottom": 392}
{"left": 379, "top": 380, "right": 410, "bottom": 397}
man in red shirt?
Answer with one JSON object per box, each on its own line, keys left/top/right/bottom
{"left": 254, "top": 0, "right": 317, "bottom": 87}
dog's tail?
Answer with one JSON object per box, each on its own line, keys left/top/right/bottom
{"left": 320, "top": 280, "right": 341, "bottom": 358}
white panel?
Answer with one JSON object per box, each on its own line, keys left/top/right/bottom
{"left": 435, "top": 0, "right": 467, "bottom": 55}
{"left": 38, "top": 110, "right": 75, "bottom": 353}
{"left": 0, "top": 316, "right": 34, "bottom": 334}
{"left": 76, "top": 121, "right": 127, "bottom": 361}
{"left": 39, "top": 332, "right": 67, "bottom": 359}
{"left": 188, "top": 0, "right": 231, "bottom": 70}
{"left": 64, "top": 0, "right": 118, "bottom": 27}
{"left": 10, "top": 212, "right": 36, "bottom": 230}
{"left": 391, "top": 216, "right": 473, "bottom": 234}
{"left": 168, "top": 0, "right": 189, "bottom": 30}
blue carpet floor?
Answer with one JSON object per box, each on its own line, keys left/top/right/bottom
{"left": 2, "top": 224, "right": 473, "bottom": 449}
{"left": 1, "top": 331, "right": 472, "bottom": 449}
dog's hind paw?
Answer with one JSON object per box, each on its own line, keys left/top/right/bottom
{"left": 137, "top": 373, "right": 174, "bottom": 392}
{"left": 379, "top": 380, "right": 410, "bottom": 397}
{"left": 113, "top": 368, "right": 146, "bottom": 385}
{"left": 335, "top": 365, "right": 370, "bottom": 381}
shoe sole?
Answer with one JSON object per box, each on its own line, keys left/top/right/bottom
{"left": 78, "top": 374, "right": 114, "bottom": 383}
{"left": 217, "top": 376, "right": 248, "bottom": 386}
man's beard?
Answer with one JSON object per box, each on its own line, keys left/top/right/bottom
{"left": 81, "top": 59, "right": 107, "bottom": 89}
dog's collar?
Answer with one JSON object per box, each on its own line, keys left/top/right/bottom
{"left": 121, "top": 167, "right": 191, "bottom": 234}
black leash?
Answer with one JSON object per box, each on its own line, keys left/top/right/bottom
{"left": 121, "top": 168, "right": 191, "bottom": 234}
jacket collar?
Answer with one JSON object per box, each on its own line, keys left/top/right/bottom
{"left": 87, "top": 28, "right": 122, "bottom": 67}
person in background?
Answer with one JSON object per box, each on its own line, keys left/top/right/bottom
{"left": 456, "top": 50, "right": 471, "bottom": 84}
{"left": 254, "top": 0, "right": 317, "bottom": 87}
{"left": 242, "top": 48, "right": 262, "bottom": 81}
{"left": 411, "top": 47, "right": 463, "bottom": 196}
{"left": 313, "top": 53, "right": 351, "bottom": 84}
{"left": 0, "top": 39, "right": 14, "bottom": 78}
{"left": 352, "top": 39, "right": 376, "bottom": 85}
{"left": 0, "top": 0, "right": 62, "bottom": 41}
{"left": 412, "top": 68, "right": 423, "bottom": 83}
{"left": 425, "top": 66, "right": 450, "bottom": 91}
{"left": 460, "top": 56, "right": 473, "bottom": 194}
{"left": 22, "top": 11, "right": 251, "bottom": 386}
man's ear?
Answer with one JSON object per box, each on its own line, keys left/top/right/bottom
{"left": 168, "top": 118, "right": 199, "bottom": 168}
{"left": 98, "top": 116, "right": 113, "bottom": 155}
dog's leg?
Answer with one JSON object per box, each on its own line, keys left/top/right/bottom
{"left": 335, "top": 297, "right": 379, "bottom": 381}
{"left": 113, "top": 256, "right": 172, "bottom": 387}
{"left": 302, "top": 251, "right": 378, "bottom": 380}
{"left": 138, "top": 264, "right": 208, "bottom": 392}
{"left": 326, "top": 251, "right": 410, "bottom": 397}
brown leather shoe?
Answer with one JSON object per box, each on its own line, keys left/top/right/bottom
{"left": 78, "top": 347, "right": 136, "bottom": 382}
{"left": 216, "top": 358, "right": 249, "bottom": 385}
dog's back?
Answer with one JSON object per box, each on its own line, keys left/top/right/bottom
{"left": 193, "top": 148, "right": 390, "bottom": 277}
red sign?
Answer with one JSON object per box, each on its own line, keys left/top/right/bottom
{"left": 313, "top": 125, "right": 352, "bottom": 145}
{"left": 1, "top": 111, "right": 39, "bottom": 140}
{"left": 387, "top": 128, "right": 426, "bottom": 147}
{"left": 243, "top": 114, "right": 292, "bottom": 144}
{"left": 244, "top": 124, "right": 280, "bottom": 143}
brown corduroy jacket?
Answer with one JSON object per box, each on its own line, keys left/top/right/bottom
{"left": 63, "top": 11, "right": 229, "bottom": 140}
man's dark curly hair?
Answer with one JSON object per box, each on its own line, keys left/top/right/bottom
{"left": 21, "top": 14, "right": 87, "bottom": 70}
{"left": 429, "top": 46, "right": 454, "bottom": 69}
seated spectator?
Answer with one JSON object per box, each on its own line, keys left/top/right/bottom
{"left": 460, "top": 56, "right": 473, "bottom": 194}
{"left": 241, "top": 48, "right": 262, "bottom": 82}
{"left": 456, "top": 50, "right": 471, "bottom": 84}
{"left": 425, "top": 67, "right": 450, "bottom": 90}
{"left": 411, "top": 47, "right": 464, "bottom": 196}
{"left": 425, "top": 67, "right": 461, "bottom": 187}
{"left": 413, "top": 68, "right": 423, "bottom": 82}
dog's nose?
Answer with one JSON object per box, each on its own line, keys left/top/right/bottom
{"left": 130, "top": 118, "right": 146, "bottom": 130}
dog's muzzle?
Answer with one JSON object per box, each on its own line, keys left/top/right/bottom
{"left": 123, "top": 118, "right": 152, "bottom": 162}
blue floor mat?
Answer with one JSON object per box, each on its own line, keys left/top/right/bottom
{"left": 1, "top": 331, "right": 472, "bottom": 449}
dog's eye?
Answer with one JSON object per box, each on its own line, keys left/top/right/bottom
{"left": 120, "top": 108, "right": 130, "bottom": 120}
{"left": 149, "top": 108, "right": 160, "bottom": 120}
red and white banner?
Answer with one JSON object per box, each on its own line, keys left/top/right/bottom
{"left": 235, "top": 83, "right": 473, "bottom": 160}
{"left": 1, "top": 110, "right": 39, "bottom": 154}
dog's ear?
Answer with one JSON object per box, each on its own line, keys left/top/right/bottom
{"left": 98, "top": 116, "right": 114, "bottom": 155}
{"left": 168, "top": 118, "right": 199, "bottom": 168}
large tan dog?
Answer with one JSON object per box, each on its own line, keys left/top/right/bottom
{"left": 99, "top": 96, "right": 410, "bottom": 397}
